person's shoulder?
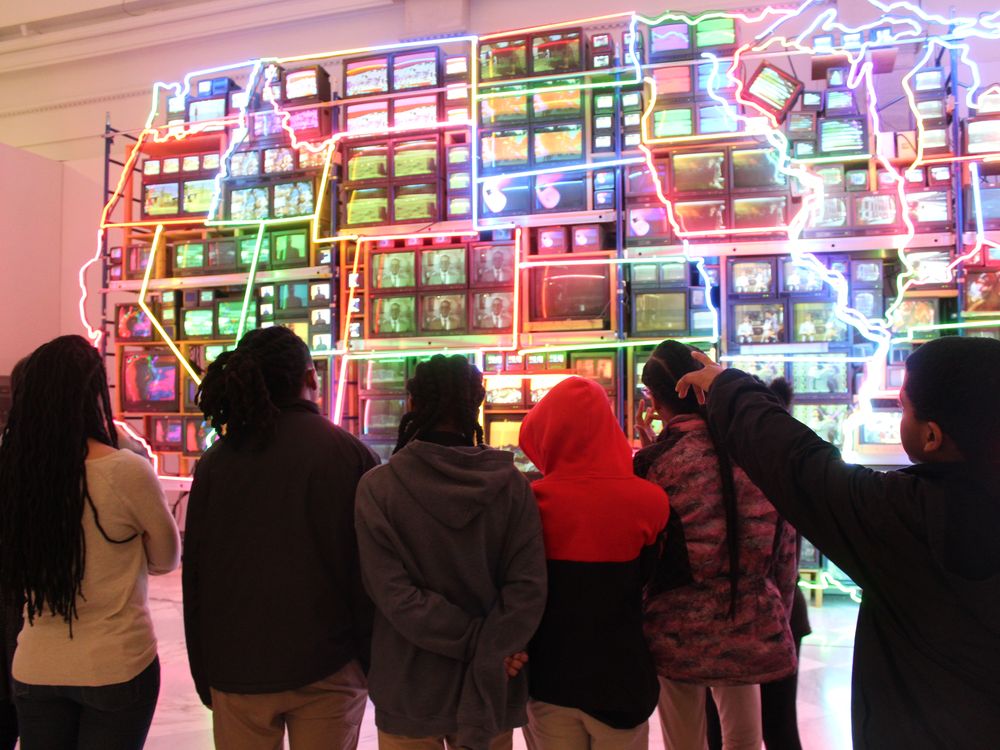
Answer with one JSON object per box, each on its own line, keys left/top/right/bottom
{"left": 89, "top": 448, "right": 162, "bottom": 497}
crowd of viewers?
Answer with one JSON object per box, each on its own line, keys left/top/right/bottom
{"left": 0, "top": 328, "right": 997, "bottom": 750}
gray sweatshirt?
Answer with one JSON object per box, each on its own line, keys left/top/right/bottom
{"left": 355, "top": 439, "right": 547, "bottom": 749}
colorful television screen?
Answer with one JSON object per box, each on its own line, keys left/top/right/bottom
{"left": 149, "top": 416, "right": 183, "bottom": 450}
{"left": 272, "top": 181, "right": 314, "bottom": 219}
{"left": 182, "top": 179, "right": 215, "bottom": 214}
{"left": 347, "top": 144, "right": 389, "bottom": 181}
{"left": 695, "top": 17, "right": 736, "bottom": 48}
{"left": 393, "top": 50, "right": 438, "bottom": 90}
{"left": 781, "top": 259, "right": 826, "bottom": 293}
{"left": 649, "top": 22, "right": 691, "bottom": 56}
{"left": 230, "top": 150, "right": 260, "bottom": 177}
{"left": 272, "top": 230, "right": 309, "bottom": 267}
{"left": 732, "top": 148, "right": 786, "bottom": 190}
{"left": 892, "top": 298, "right": 937, "bottom": 328}
{"left": 909, "top": 250, "right": 952, "bottom": 286}
{"left": 182, "top": 156, "right": 200, "bottom": 172}
{"left": 860, "top": 411, "right": 902, "bottom": 446}
{"left": 479, "top": 38, "right": 529, "bottom": 81}
{"left": 674, "top": 199, "right": 727, "bottom": 234}
{"left": 732, "top": 302, "right": 785, "bottom": 344}
{"left": 419, "top": 293, "right": 468, "bottom": 334}
{"left": 481, "top": 91, "right": 529, "bottom": 125}
{"left": 363, "top": 398, "right": 407, "bottom": 434}
{"left": 480, "top": 175, "right": 531, "bottom": 216}
{"left": 121, "top": 348, "right": 179, "bottom": 412}
{"left": 277, "top": 282, "right": 310, "bottom": 313}
{"left": 653, "top": 107, "right": 694, "bottom": 138}
{"left": 791, "top": 360, "right": 850, "bottom": 396}
{"left": 914, "top": 68, "right": 944, "bottom": 93}
{"left": 673, "top": 151, "right": 727, "bottom": 192}
{"left": 288, "top": 108, "right": 321, "bottom": 134}
{"left": 730, "top": 260, "right": 773, "bottom": 295}
{"left": 787, "top": 112, "right": 815, "bottom": 134}
{"left": 421, "top": 248, "right": 467, "bottom": 287}
{"left": 345, "top": 57, "right": 389, "bottom": 97}
{"left": 144, "top": 182, "right": 180, "bottom": 216}
{"left": 534, "top": 173, "right": 587, "bottom": 212}
{"left": 530, "top": 264, "right": 611, "bottom": 321}
{"left": 627, "top": 206, "right": 672, "bottom": 240}
{"left": 967, "top": 118, "right": 1000, "bottom": 155}
{"left": 793, "top": 301, "right": 848, "bottom": 342}
{"left": 216, "top": 301, "right": 257, "bottom": 337}
{"left": 284, "top": 69, "right": 318, "bottom": 100}
{"left": 394, "top": 94, "right": 440, "bottom": 128}
{"left": 532, "top": 89, "right": 582, "bottom": 120}
{"left": 230, "top": 187, "right": 269, "bottom": 221}
{"left": 371, "top": 296, "right": 417, "bottom": 336}
{"left": 745, "top": 63, "right": 802, "bottom": 119}
{"left": 819, "top": 118, "right": 867, "bottom": 154}
{"left": 116, "top": 304, "right": 152, "bottom": 341}
{"left": 532, "top": 124, "right": 584, "bottom": 164}
{"left": 653, "top": 66, "right": 692, "bottom": 96}
{"left": 825, "top": 89, "right": 856, "bottom": 114}
{"left": 733, "top": 196, "right": 787, "bottom": 230}
{"left": 531, "top": 31, "right": 582, "bottom": 73}
{"left": 174, "top": 242, "right": 206, "bottom": 272}
{"left": 481, "top": 129, "right": 529, "bottom": 169}
{"left": 906, "top": 190, "right": 950, "bottom": 224}
{"left": 189, "top": 98, "right": 226, "bottom": 123}
{"left": 853, "top": 194, "right": 899, "bottom": 227}
{"left": 182, "top": 309, "right": 214, "bottom": 339}
{"left": 394, "top": 140, "right": 438, "bottom": 178}
{"left": 698, "top": 103, "right": 738, "bottom": 134}
{"left": 346, "top": 101, "right": 390, "bottom": 133}
{"left": 965, "top": 271, "right": 1000, "bottom": 313}
{"left": 634, "top": 291, "right": 687, "bottom": 334}
{"left": 263, "top": 147, "right": 295, "bottom": 174}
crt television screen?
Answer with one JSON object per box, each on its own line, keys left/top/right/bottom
{"left": 530, "top": 265, "right": 610, "bottom": 320}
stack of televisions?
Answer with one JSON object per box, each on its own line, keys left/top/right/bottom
{"left": 339, "top": 45, "right": 474, "bottom": 227}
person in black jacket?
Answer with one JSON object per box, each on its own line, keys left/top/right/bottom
{"left": 183, "top": 327, "right": 377, "bottom": 750}
{"left": 673, "top": 336, "right": 1000, "bottom": 749}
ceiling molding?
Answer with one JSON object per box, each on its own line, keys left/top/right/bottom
{"left": 0, "top": 0, "right": 395, "bottom": 75}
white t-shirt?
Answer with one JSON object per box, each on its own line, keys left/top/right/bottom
{"left": 13, "top": 450, "right": 180, "bottom": 686}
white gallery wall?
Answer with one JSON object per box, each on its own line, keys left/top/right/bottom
{"left": 1, "top": 0, "right": 999, "bottom": 368}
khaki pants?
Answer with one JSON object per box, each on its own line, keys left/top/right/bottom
{"left": 211, "top": 660, "right": 368, "bottom": 750}
{"left": 377, "top": 729, "right": 513, "bottom": 750}
{"left": 657, "top": 677, "right": 761, "bottom": 750}
{"left": 523, "top": 700, "right": 649, "bottom": 750}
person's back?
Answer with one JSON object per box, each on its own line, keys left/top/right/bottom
{"left": 519, "top": 377, "right": 670, "bottom": 750}
{"left": 1, "top": 335, "right": 179, "bottom": 750}
{"left": 673, "top": 336, "right": 1000, "bottom": 748}
{"left": 355, "top": 355, "right": 547, "bottom": 750}
{"left": 183, "top": 327, "right": 377, "bottom": 750}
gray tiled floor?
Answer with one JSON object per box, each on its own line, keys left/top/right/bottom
{"left": 145, "top": 571, "right": 858, "bottom": 749}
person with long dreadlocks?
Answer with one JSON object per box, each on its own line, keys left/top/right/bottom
{"left": 0, "top": 335, "right": 180, "bottom": 750}
{"left": 183, "top": 326, "right": 377, "bottom": 750}
{"left": 354, "top": 354, "right": 547, "bottom": 750}
{"left": 633, "top": 340, "right": 797, "bottom": 750}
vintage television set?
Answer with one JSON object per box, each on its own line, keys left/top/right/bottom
{"left": 800, "top": 90, "right": 823, "bottom": 111}
{"left": 420, "top": 246, "right": 467, "bottom": 288}
{"left": 845, "top": 168, "right": 869, "bottom": 192}
{"left": 172, "top": 242, "right": 207, "bottom": 276}
{"left": 229, "top": 186, "right": 270, "bottom": 221}
{"left": 394, "top": 138, "right": 439, "bottom": 179}
{"left": 890, "top": 297, "right": 939, "bottom": 329}
{"left": 626, "top": 203, "right": 673, "bottom": 245}
{"left": 729, "top": 299, "right": 787, "bottom": 345}
{"left": 344, "top": 55, "right": 389, "bottom": 97}
{"left": 480, "top": 88, "right": 529, "bottom": 126}
{"left": 964, "top": 270, "right": 1000, "bottom": 314}
{"left": 851, "top": 192, "right": 902, "bottom": 233}
{"left": 742, "top": 62, "right": 803, "bottom": 123}
{"left": 484, "top": 374, "right": 525, "bottom": 408}
{"left": 920, "top": 125, "right": 951, "bottom": 154}
{"left": 791, "top": 300, "right": 849, "bottom": 343}
{"left": 120, "top": 347, "right": 181, "bottom": 413}
{"left": 485, "top": 416, "right": 538, "bottom": 473}
{"left": 697, "top": 102, "right": 740, "bottom": 135}
{"left": 673, "top": 198, "right": 728, "bottom": 235}
{"left": 480, "top": 128, "right": 530, "bottom": 172}
{"left": 530, "top": 30, "right": 583, "bottom": 75}
{"left": 393, "top": 48, "right": 440, "bottom": 91}
{"left": 282, "top": 66, "right": 331, "bottom": 102}
{"left": 588, "top": 33, "right": 615, "bottom": 69}
{"left": 479, "top": 37, "right": 529, "bottom": 82}
{"left": 142, "top": 182, "right": 180, "bottom": 218}
{"left": 694, "top": 16, "right": 737, "bottom": 53}
{"left": 215, "top": 300, "right": 258, "bottom": 338}
{"left": 648, "top": 20, "right": 692, "bottom": 61}
{"left": 535, "top": 226, "right": 569, "bottom": 254}
{"left": 652, "top": 66, "right": 693, "bottom": 98}
{"left": 344, "top": 186, "right": 389, "bottom": 226}
{"left": 394, "top": 183, "right": 440, "bottom": 223}
{"left": 819, "top": 117, "right": 868, "bottom": 157}
{"left": 780, "top": 258, "right": 829, "bottom": 295}
{"left": 859, "top": 410, "right": 903, "bottom": 448}
{"left": 181, "top": 308, "right": 215, "bottom": 340}
{"left": 532, "top": 123, "right": 584, "bottom": 165}
{"left": 912, "top": 67, "right": 946, "bottom": 98}
{"left": 793, "top": 403, "right": 852, "bottom": 446}
{"left": 528, "top": 263, "right": 612, "bottom": 330}
{"left": 824, "top": 89, "right": 857, "bottom": 116}
{"left": 237, "top": 234, "right": 270, "bottom": 271}
{"left": 272, "top": 180, "right": 315, "bottom": 220}
{"left": 571, "top": 224, "right": 605, "bottom": 252}
{"left": 480, "top": 175, "right": 531, "bottom": 218}
{"left": 344, "top": 100, "right": 389, "bottom": 133}
{"left": 371, "top": 249, "right": 417, "bottom": 291}
{"left": 727, "top": 257, "right": 776, "bottom": 296}
{"left": 651, "top": 104, "right": 695, "bottom": 139}
{"left": 346, "top": 143, "right": 389, "bottom": 182}
{"left": 786, "top": 112, "right": 816, "bottom": 138}
{"left": 966, "top": 117, "right": 1000, "bottom": 155}
{"left": 418, "top": 293, "right": 468, "bottom": 335}
{"left": 732, "top": 194, "right": 788, "bottom": 232}
{"left": 905, "top": 190, "right": 952, "bottom": 230}
{"left": 187, "top": 96, "right": 228, "bottom": 129}
{"left": 360, "top": 358, "right": 408, "bottom": 393}
{"left": 147, "top": 416, "right": 184, "bottom": 452}
{"left": 361, "top": 396, "right": 407, "bottom": 436}
{"left": 731, "top": 147, "right": 787, "bottom": 191}
{"left": 116, "top": 304, "right": 153, "bottom": 342}
{"left": 273, "top": 281, "right": 312, "bottom": 319}
{"left": 631, "top": 290, "right": 689, "bottom": 336}
{"left": 625, "top": 162, "right": 667, "bottom": 196}
{"left": 908, "top": 249, "right": 954, "bottom": 288}
{"left": 672, "top": 150, "right": 728, "bottom": 194}
{"left": 790, "top": 358, "right": 851, "bottom": 399}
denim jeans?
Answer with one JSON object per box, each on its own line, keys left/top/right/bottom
{"left": 13, "top": 656, "right": 160, "bottom": 750}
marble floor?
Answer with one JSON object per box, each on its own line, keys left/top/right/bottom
{"left": 145, "top": 572, "right": 858, "bottom": 750}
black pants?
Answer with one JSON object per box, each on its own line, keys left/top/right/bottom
{"left": 707, "top": 643, "right": 803, "bottom": 750}
{"left": 13, "top": 657, "right": 159, "bottom": 750}
{"left": 0, "top": 700, "right": 17, "bottom": 750}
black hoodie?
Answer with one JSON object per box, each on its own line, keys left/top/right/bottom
{"left": 355, "top": 439, "right": 547, "bottom": 750}
{"left": 707, "top": 370, "right": 1000, "bottom": 748}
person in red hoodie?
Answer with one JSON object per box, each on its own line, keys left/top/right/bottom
{"left": 519, "top": 377, "right": 670, "bottom": 750}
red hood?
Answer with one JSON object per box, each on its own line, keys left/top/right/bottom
{"left": 520, "top": 376, "right": 633, "bottom": 478}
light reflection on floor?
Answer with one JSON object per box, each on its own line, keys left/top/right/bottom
{"left": 145, "top": 572, "right": 857, "bottom": 750}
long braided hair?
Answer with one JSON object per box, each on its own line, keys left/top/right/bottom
{"left": 393, "top": 355, "right": 486, "bottom": 453}
{"left": 0, "top": 335, "right": 119, "bottom": 627}
{"left": 641, "top": 340, "right": 743, "bottom": 617}
{"left": 197, "top": 327, "right": 312, "bottom": 447}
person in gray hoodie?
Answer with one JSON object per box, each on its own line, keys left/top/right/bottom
{"left": 355, "top": 355, "right": 548, "bottom": 750}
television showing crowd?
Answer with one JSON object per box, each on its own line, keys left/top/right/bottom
{"left": 0, "top": 329, "right": 997, "bottom": 750}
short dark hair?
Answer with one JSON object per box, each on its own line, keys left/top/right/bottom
{"left": 904, "top": 336, "right": 1000, "bottom": 470}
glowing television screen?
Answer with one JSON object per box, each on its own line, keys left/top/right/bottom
{"left": 345, "top": 57, "right": 389, "bottom": 97}
{"left": 744, "top": 63, "right": 803, "bottom": 121}
{"left": 531, "top": 31, "right": 582, "bottom": 74}
{"left": 393, "top": 49, "right": 438, "bottom": 90}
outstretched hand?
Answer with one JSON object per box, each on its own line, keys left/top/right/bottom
{"left": 675, "top": 350, "right": 725, "bottom": 404}
{"left": 504, "top": 651, "right": 528, "bottom": 678}
{"left": 635, "top": 398, "right": 658, "bottom": 447}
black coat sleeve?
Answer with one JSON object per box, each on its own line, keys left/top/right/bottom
{"left": 182, "top": 456, "right": 213, "bottom": 708}
{"left": 705, "top": 369, "right": 921, "bottom": 592}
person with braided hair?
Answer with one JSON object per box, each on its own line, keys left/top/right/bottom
{"left": 355, "top": 354, "right": 547, "bottom": 750}
{"left": 633, "top": 340, "right": 797, "bottom": 750}
{"left": 183, "top": 326, "right": 377, "bottom": 750}
{"left": 0, "top": 335, "right": 180, "bottom": 750}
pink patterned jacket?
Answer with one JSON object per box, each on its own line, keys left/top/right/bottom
{"left": 635, "top": 413, "right": 798, "bottom": 685}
